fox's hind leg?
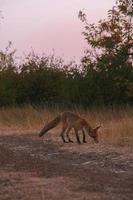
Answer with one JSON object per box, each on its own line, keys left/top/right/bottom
{"left": 65, "top": 127, "right": 73, "bottom": 143}
{"left": 82, "top": 129, "right": 87, "bottom": 143}
{"left": 74, "top": 128, "right": 81, "bottom": 144}
{"left": 60, "top": 122, "right": 68, "bottom": 143}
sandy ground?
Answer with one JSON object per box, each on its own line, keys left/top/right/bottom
{"left": 0, "top": 132, "right": 133, "bottom": 200}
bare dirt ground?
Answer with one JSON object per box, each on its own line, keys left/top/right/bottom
{"left": 0, "top": 132, "right": 133, "bottom": 200}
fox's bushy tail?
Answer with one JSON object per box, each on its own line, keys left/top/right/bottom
{"left": 39, "top": 115, "right": 61, "bottom": 137}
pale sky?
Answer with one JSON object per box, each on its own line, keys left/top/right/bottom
{"left": 0, "top": 0, "right": 116, "bottom": 62}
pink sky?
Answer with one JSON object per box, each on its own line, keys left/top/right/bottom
{"left": 0, "top": 0, "right": 116, "bottom": 62}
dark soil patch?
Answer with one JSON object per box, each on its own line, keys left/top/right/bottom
{"left": 0, "top": 134, "right": 133, "bottom": 200}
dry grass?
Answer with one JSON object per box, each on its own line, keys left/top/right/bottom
{"left": 0, "top": 105, "right": 133, "bottom": 147}
{"left": 0, "top": 105, "right": 57, "bottom": 134}
{"left": 83, "top": 107, "right": 133, "bottom": 147}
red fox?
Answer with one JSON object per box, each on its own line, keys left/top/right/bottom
{"left": 39, "top": 111, "right": 101, "bottom": 144}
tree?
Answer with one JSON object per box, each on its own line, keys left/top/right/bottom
{"left": 0, "top": 43, "right": 18, "bottom": 106}
{"left": 79, "top": 0, "right": 133, "bottom": 105}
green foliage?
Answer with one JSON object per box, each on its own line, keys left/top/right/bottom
{"left": 79, "top": 0, "right": 133, "bottom": 105}
{"left": 0, "top": 0, "right": 132, "bottom": 107}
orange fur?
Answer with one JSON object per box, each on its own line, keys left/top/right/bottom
{"left": 39, "top": 111, "right": 101, "bottom": 143}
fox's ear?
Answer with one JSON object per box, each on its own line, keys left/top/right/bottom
{"left": 95, "top": 125, "right": 101, "bottom": 130}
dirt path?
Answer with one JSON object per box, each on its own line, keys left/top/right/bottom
{"left": 0, "top": 134, "right": 133, "bottom": 200}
